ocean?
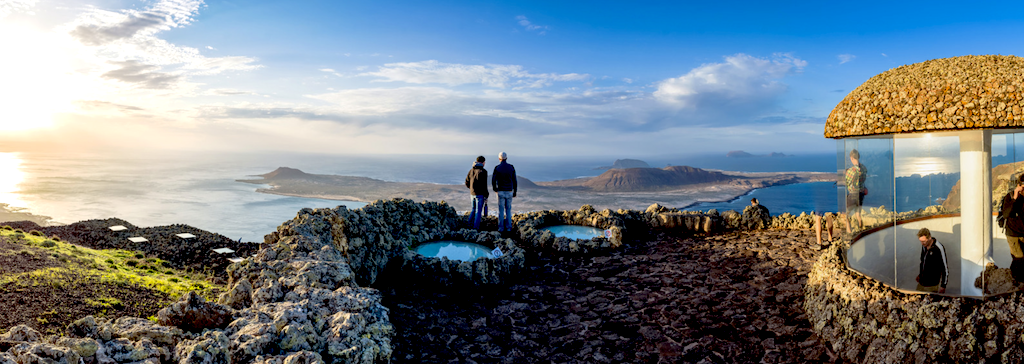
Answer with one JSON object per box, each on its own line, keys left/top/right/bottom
{"left": 0, "top": 151, "right": 838, "bottom": 241}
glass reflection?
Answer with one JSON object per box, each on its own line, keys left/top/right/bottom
{"left": 842, "top": 137, "right": 897, "bottom": 288}
{"left": 990, "top": 132, "right": 1024, "bottom": 295}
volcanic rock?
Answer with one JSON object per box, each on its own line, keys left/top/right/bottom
{"left": 158, "top": 291, "right": 234, "bottom": 333}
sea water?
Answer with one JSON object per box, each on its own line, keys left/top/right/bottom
{"left": 540, "top": 225, "right": 606, "bottom": 240}
{"left": 414, "top": 241, "right": 493, "bottom": 261}
{"left": 685, "top": 181, "right": 840, "bottom": 215}
{"left": 0, "top": 150, "right": 838, "bottom": 240}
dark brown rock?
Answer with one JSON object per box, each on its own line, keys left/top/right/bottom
{"left": 157, "top": 292, "right": 234, "bottom": 333}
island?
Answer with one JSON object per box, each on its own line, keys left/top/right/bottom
{"left": 238, "top": 166, "right": 838, "bottom": 212}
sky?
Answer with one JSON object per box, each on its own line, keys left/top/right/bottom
{"left": 3, "top": 0, "right": 1024, "bottom": 157}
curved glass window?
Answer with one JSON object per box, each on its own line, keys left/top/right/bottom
{"left": 839, "top": 131, "right": 1002, "bottom": 297}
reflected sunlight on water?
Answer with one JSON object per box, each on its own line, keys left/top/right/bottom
{"left": 0, "top": 153, "right": 26, "bottom": 207}
{"left": 894, "top": 156, "right": 959, "bottom": 177}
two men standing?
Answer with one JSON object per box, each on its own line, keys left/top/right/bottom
{"left": 465, "top": 152, "right": 517, "bottom": 231}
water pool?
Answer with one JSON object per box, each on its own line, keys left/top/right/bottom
{"left": 414, "top": 241, "right": 493, "bottom": 261}
{"left": 540, "top": 225, "right": 606, "bottom": 240}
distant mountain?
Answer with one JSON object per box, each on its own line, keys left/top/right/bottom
{"left": 727, "top": 150, "right": 789, "bottom": 158}
{"left": 259, "top": 167, "right": 314, "bottom": 180}
{"left": 581, "top": 165, "right": 732, "bottom": 192}
{"left": 593, "top": 159, "right": 652, "bottom": 170}
{"left": 517, "top": 176, "right": 539, "bottom": 189}
{"left": 726, "top": 150, "right": 755, "bottom": 158}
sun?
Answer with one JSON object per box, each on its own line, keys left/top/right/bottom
{"left": 0, "top": 23, "right": 88, "bottom": 131}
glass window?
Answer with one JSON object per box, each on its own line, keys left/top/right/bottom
{"left": 894, "top": 135, "right": 960, "bottom": 294}
{"left": 842, "top": 137, "right": 896, "bottom": 287}
{"left": 989, "top": 132, "right": 1024, "bottom": 295}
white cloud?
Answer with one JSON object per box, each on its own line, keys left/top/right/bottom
{"left": 881, "top": 53, "right": 888, "bottom": 57}
{"left": 57, "top": 0, "right": 260, "bottom": 90}
{"left": 319, "top": 68, "right": 342, "bottom": 77}
{"left": 838, "top": 53, "right": 856, "bottom": 64}
{"left": 0, "top": 0, "right": 37, "bottom": 18}
{"left": 362, "top": 60, "right": 589, "bottom": 88}
{"left": 69, "top": 0, "right": 203, "bottom": 46}
{"left": 516, "top": 15, "right": 548, "bottom": 35}
{"left": 653, "top": 53, "right": 806, "bottom": 110}
{"left": 206, "top": 46, "right": 215, "bottom": 50}
{"left": 623, "top": 78, "right": 633, "bottom": 84}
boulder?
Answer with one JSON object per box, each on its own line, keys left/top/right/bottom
{"left": 1, "top": 325, "right": 41, "bottom": 343}
{"left": 158, "top": 291, "right": 234, "bottom": 333}
{"left": 10, "top": 342, "right": 81, "bottom": 364}
{"left": 741, "top": 205, "right": 771, "bottom": 230}
{"left": 175, "top": 330, "right": 231, "bottom": 364}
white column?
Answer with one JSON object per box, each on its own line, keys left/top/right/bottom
{"left": 959, "top": 130, "right": 991, "bottom": 296}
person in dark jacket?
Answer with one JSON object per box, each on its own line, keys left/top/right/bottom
{"left": 491, "top": 152, "right": 517, "bottom": 232}
{"left": 1000, "top": 174, "right": 1024, "bottom": 281}
{"left": 915, "top": 228, "right": 947, "bottom": 294}
{"left": 465, "top": 156, "right": 488, "bottom": 230}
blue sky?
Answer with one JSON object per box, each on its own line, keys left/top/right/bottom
{"left": 3, "top": 0, "right": 1024, "bottom": 157}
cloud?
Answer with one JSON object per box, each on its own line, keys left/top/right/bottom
{"left": 205, "top": 88, "right": 255, "bottom": 96}
{"left": 652, "top": 53, "right": 806, "bottom": 114}
{"left": 69, "top": 0, "right": 202, "bottom": 46}
{"left": 516, "top": 15, "right": 548, "bottom": 35}
{"left": 319, "top": 68, "right": 343, "bottom": 77}
{"left": 101, "top": 60, "right": 181, "bottom": 89}
{"left": 0, "top": 0, "right": 37, "bottom": 18}
{"left": 54, "top": 0, "right": 260, "bottom": 97}
{"left": 74, "top": 100, "right": 144, "bottom": 112}
{"left": 881, "top": 53, "right": 888, "bottom": 57}
{"left": 838, "top": 54, "right": 856, "bottom": 64}
{"left": 206, "top": 46, "right": 215, "bottom": 50}
{"left": 362, "top": 60, "right": 589, "bottom": 88}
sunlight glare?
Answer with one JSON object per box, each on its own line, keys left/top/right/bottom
{"left": 0, "top": 23, "right": 88, "bottom": 131}
{"left": 0, "top": 153, "right": 27, "bottom": 208}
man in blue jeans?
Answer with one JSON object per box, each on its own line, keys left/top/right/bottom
{"left": 492, "top": 152, "right": 517, "bottom": 232}
{"left": 464, "top": 156, "right": 488, "bottom": 230}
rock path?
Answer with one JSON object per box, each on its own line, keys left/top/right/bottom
{"left": 377, "top": 229, "right": 836, "bottom": 363}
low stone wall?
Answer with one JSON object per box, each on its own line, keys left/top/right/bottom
{"left": 804, "top": 237, "right": 1024, "bottom": 363}
{"left": 397, "top": 229, "right": 525, "bottom": 287}
{"left": 514, "top": 205, "right": 631, "bottom": 254}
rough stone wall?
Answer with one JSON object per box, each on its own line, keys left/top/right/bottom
{"left": 825, "top": 55, "right": 1024, "bottom": 138}
{"left": 804, "top": 238, "right": 1024, "bottom": 363}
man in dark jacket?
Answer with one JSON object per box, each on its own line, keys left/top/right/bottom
{"left": 1000, "top": 174, "right": 1024, "bottom": 281}
{"left": 491, "top": 152, "right": 517, "bottom": 232}
{"left": 915, "top": 228, "right": 948, "bottom": 294}
{"left": 465, "top": 156, "right": 488, "bottom": 230}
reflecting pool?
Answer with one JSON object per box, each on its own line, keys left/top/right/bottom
{"left": 540, "top": 225, "right": 606, "bottom": 240}
{"left": 414, "top": 241, "right": 493, "bottom": 261}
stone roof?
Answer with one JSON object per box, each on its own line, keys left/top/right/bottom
{"left": 824, "top": 55, "right": 1024, "bottom": 138}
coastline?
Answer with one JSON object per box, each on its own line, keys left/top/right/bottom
{"left": 241, "top": 169, "right": 838, "bottom": 213}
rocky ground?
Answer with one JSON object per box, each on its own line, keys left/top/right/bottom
{"left": 0, "top": 235, "right": 172, "bottom": 335}
{"left": 375, "top": 229, "right": 836, "bottom": 363}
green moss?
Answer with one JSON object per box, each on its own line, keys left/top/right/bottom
{"left": 0, "top": 229, "right": 222, "bottom": 301}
